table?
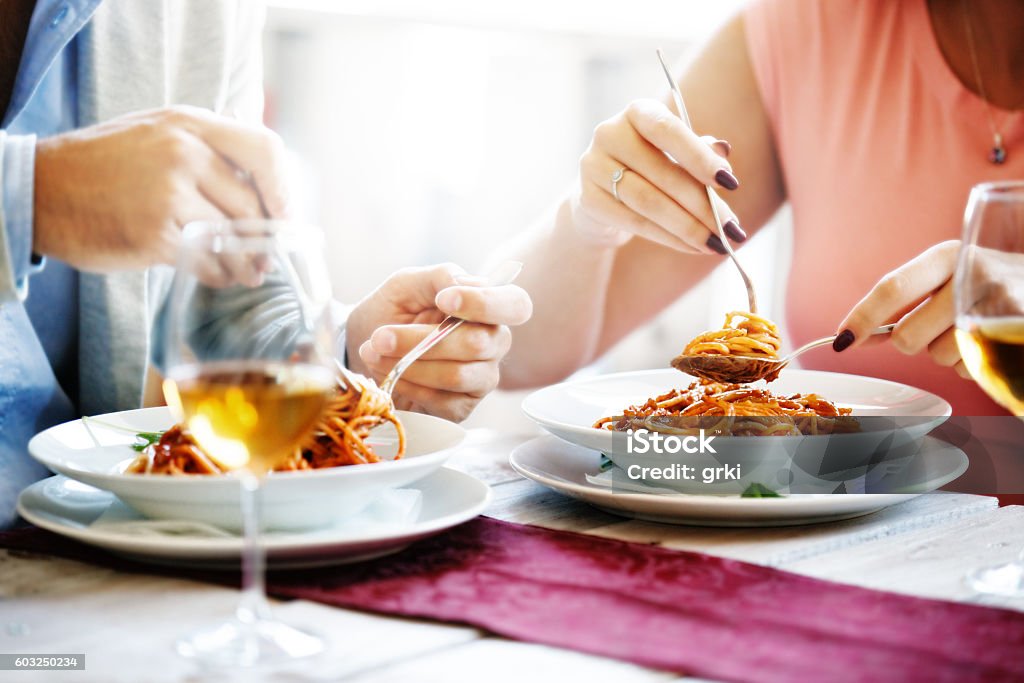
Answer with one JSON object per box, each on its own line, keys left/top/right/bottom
{"left": 3, "top": 427, "right": 1024, "bottom": 682}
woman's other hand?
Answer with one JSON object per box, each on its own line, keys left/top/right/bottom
{"left": 833, "top": 241, "right": 970, "bottom": 376}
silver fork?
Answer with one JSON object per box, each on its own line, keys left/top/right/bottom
{"left": 656, "top": 49, "right": 759, "bottom": 314}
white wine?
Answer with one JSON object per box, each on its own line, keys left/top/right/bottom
{"left": 956, "top": 317, "right": 1024, "bottom": 416}
{"left": 163, "top": 361, "right": 335, "bottom": 473}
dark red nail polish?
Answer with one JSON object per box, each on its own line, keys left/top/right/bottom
{"left": 714, "top": 169, "right": 739, "bottom": 191}
{"left": 706, "top": 234, "right": 728, "bottom": 255}
{"left": 833, "top": 329, "right": 855, "bottom": 352}
{"left": 724, "top": 220, "right": 747, "bottom": 242}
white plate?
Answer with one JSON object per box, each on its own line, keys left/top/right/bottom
{"left": 17, "top": 468, "right": 490, "bottom": 569}
{"left": 522, "top": 368, "right": 951, "bottom": 453}
{"left": 522, "top": 369, "right": 951, "bottom": 494}
{"left": 28, "top": 407, "right": 465, "bottom": 531}
{"left": 508, "top": 435, "right": 968, "bottom": 527}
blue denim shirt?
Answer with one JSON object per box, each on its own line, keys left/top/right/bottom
{"left": 0, "top": 0, "right": 102, "bottom": 528}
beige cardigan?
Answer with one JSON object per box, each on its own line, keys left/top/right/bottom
{"left": 74, "top": 0, "right": 265, "bottom": 415}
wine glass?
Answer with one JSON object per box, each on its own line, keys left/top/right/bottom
{"left": 955, "top": 180, "right": 1024, "bottom": 597}
{"left": 152, "top": 219, "right": 337, "bottom": 666}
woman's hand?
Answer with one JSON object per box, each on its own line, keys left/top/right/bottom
{"left": 572, "top": 98, "right": 746, "bottom": 254}
{"left": 832, "top": 241, "right": 970, "bottom": 377}
{"left": 345, "top": 264, "right": 533, "bottom": 422}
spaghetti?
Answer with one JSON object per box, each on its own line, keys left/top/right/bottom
{"left": 127, "top": 380, "right": 406, "bottom": 475}
{"left": 593, "top": 380, "right": 857, "bottom": 436}
{"left": 683, "top": 311, "right": 782, "bottom": 358}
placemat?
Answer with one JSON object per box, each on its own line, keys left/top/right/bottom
{"left": 4, "top": 517, "right": 1023, "bottom": 682}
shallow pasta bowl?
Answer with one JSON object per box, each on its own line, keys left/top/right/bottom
{"left": 28, "top": 406, "right": 465, "bottom": 531}
{"left": 521, "top": 368, "right": 952, "bottom": 495}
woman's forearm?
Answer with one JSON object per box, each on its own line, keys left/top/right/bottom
{"left": 499, "top": 15, "right": 783, "bottom": 390}
{"left": 499, "top": 197, "right": 619, "bottom": 388}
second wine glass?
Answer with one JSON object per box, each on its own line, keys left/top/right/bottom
{"left": 955, "top": 181, "right": 1024, "bottom": 597}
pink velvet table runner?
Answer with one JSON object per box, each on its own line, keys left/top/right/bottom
{"left": 4, "top": 517, "right": 1023, "bottom": 682}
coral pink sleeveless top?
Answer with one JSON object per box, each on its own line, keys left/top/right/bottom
{"left": 745, "top": 0, "right": 1024, "bottom": 415}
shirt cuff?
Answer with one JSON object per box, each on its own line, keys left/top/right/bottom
{"left": 0, "top": 131, "right": 40, "bottom": 299}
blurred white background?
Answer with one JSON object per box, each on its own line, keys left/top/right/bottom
{"left": 261, "top": 0, "right": 793, "bottom": 429}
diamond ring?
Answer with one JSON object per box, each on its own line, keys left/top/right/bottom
{"left": 611, "top": 167, "right": 627, "bottom": 202}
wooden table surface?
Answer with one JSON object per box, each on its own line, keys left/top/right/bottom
{"left": 3, "top": 427, "right": 1023, "bottom": 682}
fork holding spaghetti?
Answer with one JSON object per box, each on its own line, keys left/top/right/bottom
{"left": 683, "top": 311, "right": 782, "bottom": 358}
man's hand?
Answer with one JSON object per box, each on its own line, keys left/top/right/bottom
{"left": 33, "top": 105, "right": 289, "bottom": 272}
{"left": 346, "top": 263, "right": 533, "bottom": 422}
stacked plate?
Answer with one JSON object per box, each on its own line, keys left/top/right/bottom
{"left": 19, "top": 407, "right": 489, "bottom": 568}
{"left": 513, "top": 368, "right": 967, "bottom": 526}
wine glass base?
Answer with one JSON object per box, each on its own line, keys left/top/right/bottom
{"left": 966, "top": 561, "right": 1024, "bottom": 598}
{"left": 176, "top": 617, "right": 324, "bottom": 668}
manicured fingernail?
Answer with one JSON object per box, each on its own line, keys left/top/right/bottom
{"left": 706, "top": 234, "right": 728, "bottom": 255}
{"left": 714, "top": 169, "right": 739, "bottom": 191}
{"left": 436, "top": 290, "right": 462, "bottom": 312}
{"left": 724, "top": 219, "right": 747, "bottom": 242}
{"left": 372, "top": 329, "right": 396, "bottom": 353}
{"left": 713, "top": 139, "right": 732, "bottom": 157}
{"left": 833, "top": 329, "right": 855, "bottom": 352}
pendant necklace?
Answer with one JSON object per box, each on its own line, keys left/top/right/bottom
{"left": 962, "top": 0, "right": 1016, "bottom": 165}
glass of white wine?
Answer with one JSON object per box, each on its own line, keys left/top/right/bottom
{"left": 955, "top": 180, "right": 1024, "bottom": 597}
{"left": 152, "top": 219, "right": 337, "bottom": 666}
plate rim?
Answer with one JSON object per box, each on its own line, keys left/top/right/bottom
{"left": 16, "top": 467, "right": 491, "bottom": 559}
{"left": 508, "top": 434, "right": 968, "bottom": 512}
{"left": 521, "top": 367, "right": 953, "bottom": 447}
{"left": 28, "top": 406, "right": 467, "bottom": 486}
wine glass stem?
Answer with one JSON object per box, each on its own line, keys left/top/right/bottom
{"left": 237, "top": 471, "right": 272, "bottom": 624}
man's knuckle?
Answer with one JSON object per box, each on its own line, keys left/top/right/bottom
{"left": 453, "top": 397, "right": 480, "bottom": 422}
{"left": 465, "top": 327, "right": 494, "bottom": 356}
{"left": 162, "top": 129, "right": 196, "bottom": 165}
{"left": 429, "top": 262, "right": 461, "bottom": 286}
{"left": 444, "top": 363, "right": 473, "bottom": 388}
{"left": 479, "top": 366, "right": 501, "bottom": 395}
{"left": 389, "top": 266, "right": 419, "bottom": 286}
{"left": 438, "top": 261, "right": 460, "bottom": 274}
